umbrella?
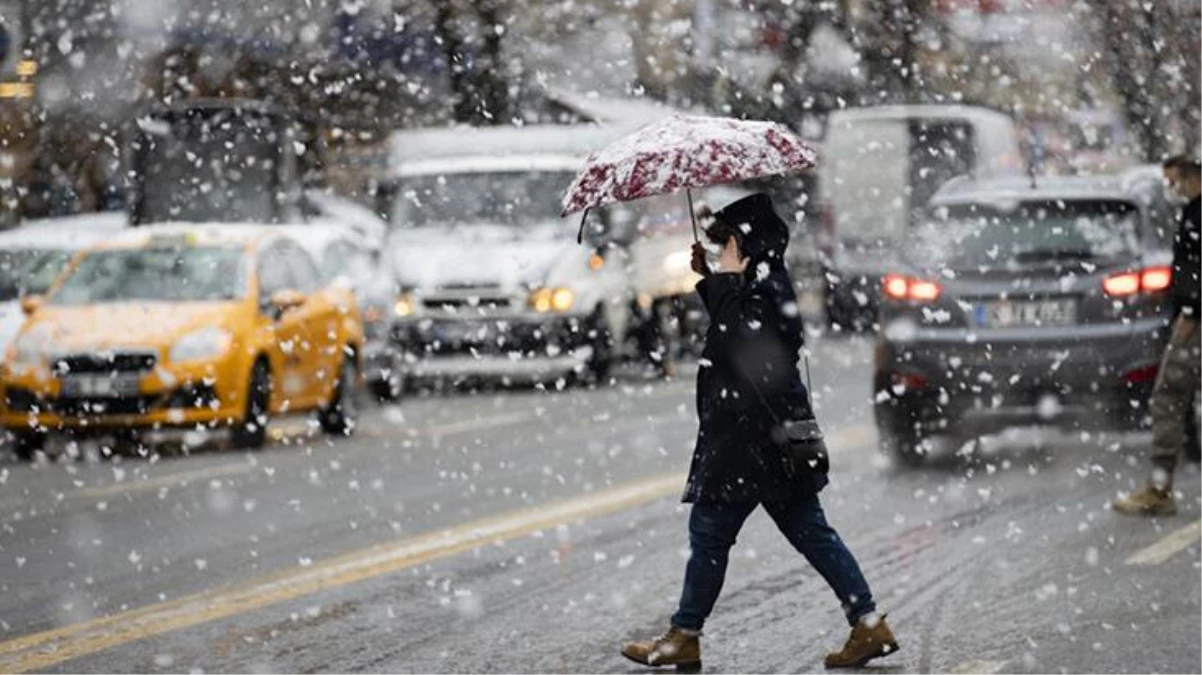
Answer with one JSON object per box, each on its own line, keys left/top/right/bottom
{"left": 561, "top": 114, "right": 817, "bottom": 243}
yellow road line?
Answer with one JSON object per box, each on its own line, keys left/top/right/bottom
{"left": 0, "top": 472, "right": 687, "bottom": 673}
{"left": 1125, "top": 519, "right": 1202, "bottom": 566}
{"left": 76, "top": 463, "right": 256, "bottom": 500}
{"left": 0, "top": 419, "right": 878, "bottom": 672}
{"left": 828, "top": 423, "right": 876, "bottom": 450}
{"left": 422, "top": 411, "right": 534, "bottom": 439}
{"left": 949, "top": 659, "right": 1009, "bottom": 674}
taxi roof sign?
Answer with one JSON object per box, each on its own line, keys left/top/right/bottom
{"left": 146, "top": 231, "right": 201, "bottom": 248}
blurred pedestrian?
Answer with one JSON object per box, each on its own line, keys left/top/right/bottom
{"left": 1163, "top": 157, "right": 1202, "bottom": 461}
{"left": 621, "top": 194, "right": 898, "bottom": 671}
{"left": 1114, "top": 156, "right": 1202, "bottom": 517}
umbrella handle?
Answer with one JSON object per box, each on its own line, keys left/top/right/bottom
{"left": 576, "top": 208, "right": 590, "bottom": 245}
{"left": 686, "top": 189, "right": 700, "bottom": 243}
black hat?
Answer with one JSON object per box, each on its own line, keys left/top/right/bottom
{"left": 713, "top": 193, "right": 789, "bottom": 265}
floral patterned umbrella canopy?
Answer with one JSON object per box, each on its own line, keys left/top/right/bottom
{"left": 561, "top": 114, "right": 817, "bottom": 242}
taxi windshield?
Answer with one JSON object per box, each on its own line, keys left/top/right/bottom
{"left": 0, "top": 249, "right": 75, "bottom": 301}
{"left": 51, "top": 245, "right": 247, "bottom": 305}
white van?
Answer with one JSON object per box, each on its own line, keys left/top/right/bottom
{"left": 820, "top": 105, "right": 1025, "bottom": 330}
{"left": 381, "top": 124, "right": 646, "bottom": 385}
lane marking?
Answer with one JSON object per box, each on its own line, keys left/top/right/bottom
{"left": 0, "top": 471, "right": 688, "bottom": 673}
{"left": 76, "top": 463, "right": 257, "bottom": 500}
{"left": 0, "top": 463, "right": 259, "bottom": 513}
{"left": 421, "top": 411, "right": 534, "bottom": 438}
{"left": 828, "top": 423, "right": 876, "bottom": 450}
{"left": 0, "top": 419, "right": 882, "bottom": 672}
{"left": 1125, "top": 519, "right": 1202, "bottom": 566}
{"left": 949, "top": 659, "right": 1009, "bottom": 674}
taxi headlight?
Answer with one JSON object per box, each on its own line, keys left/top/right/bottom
{"left": 529, "top": 288, "right": 575, "bottom": 313}
{"left": 170, "top": 327, "right": 233, "bottom": 363}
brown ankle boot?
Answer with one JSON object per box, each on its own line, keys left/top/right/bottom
{"left": 825, "top": 614, "right": 899, "bottom": 668}
{"left": 621, "top": 627, "right": 702, "bottom": 672}
{"left": 1113, "top": 484, "right": 1177, "bottom": 517}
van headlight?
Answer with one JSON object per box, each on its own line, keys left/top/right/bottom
{"left": 170, "top": 327, "right": 233, "bottom": 363}
{"left": 394, "top": 292, "right": 415, "bottom": 318}
{"left": 663, "top": 250, "right": 693, "bottom": 273}
{"left": 529, "top": 288, "right": 575, "bottom": 313}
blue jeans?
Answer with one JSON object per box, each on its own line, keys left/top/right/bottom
{"left": 670, "top": 495, "right": 876, "bottom": 631}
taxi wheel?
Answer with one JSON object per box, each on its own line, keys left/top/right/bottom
{"left": 12, "top": 432, "right": 46, "bottom": 461}
{"left": 320, "top": 358, "right": 358, "bottom": 437}
{"left": 232, "top": 361, "right": 271, "bottom": 450}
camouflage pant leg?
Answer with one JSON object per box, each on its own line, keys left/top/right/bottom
{"left": 1150, "top": 317, "right": 1202, "bottom": 473}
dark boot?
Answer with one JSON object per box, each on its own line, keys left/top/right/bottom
{"left": 621, "top": 627, "right": 702, "bottom": 672}
{"left": 825, "top": 614, "right": 899, "bottom": 668}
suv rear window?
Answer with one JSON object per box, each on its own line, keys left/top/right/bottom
{"left": 908, "top": 199, "right": 1140, "bottom": 269}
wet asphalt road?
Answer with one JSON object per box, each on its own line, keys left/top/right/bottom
{"left": 0, "top": 336, "right": 1198, "bottom": 674}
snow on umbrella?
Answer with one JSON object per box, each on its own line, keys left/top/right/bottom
{"left": 561, "top": 114, "right": 817, "bottom": 242}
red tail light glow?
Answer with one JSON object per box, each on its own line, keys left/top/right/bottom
{"left": 883, "top": 274, "right": 942, "bottom": 302}
{"left": 1103, "top": 266, "right": 1172, "bottom": 297}
{"left": 1123, "top": 365, "right": 1159, "bottom": 384}
{"left": 1139, "top": 266, "right": 1172, "bottom": 292}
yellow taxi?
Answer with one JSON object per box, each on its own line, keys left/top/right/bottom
{"left": 1, "top": 225, "right": 364, "bottom": 459}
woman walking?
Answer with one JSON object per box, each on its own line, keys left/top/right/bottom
{"left": 621, "top": 194, "right": 898, "bottom": 671}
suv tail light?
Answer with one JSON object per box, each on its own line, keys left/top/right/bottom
{"left": 1123, "top": 365, "right": 1159, "bottom": 384}
{"left": 883, "top": 274, "right": 943, "bottom": 302}
{"left": 1103, "top": 266, "right": 1172, "bottom": 297}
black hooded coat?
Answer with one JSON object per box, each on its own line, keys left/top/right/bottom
{"left": 682, "top": 193, "right": 827, "bottom": 503}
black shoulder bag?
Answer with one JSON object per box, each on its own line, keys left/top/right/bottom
{"left": 744, "top": 351, "right": 830, "bottom": 476}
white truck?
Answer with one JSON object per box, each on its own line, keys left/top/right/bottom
{"left": 381, "top": 124, "right": 656, "bottom": 385}
{"left": 819, "top": 104, "right": 1025, "bottom": 331}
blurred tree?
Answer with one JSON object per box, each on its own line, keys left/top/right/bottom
{"left": 854, "top": 0, "right": 927, "bottom": 104}
{"left": 1095, "top": 0, "right": 1163, "bottom": 161}
{"left": 434, "top": 0, "right": 510, "bottom": 124}
{"left": 629, "top": 0, "right": 692, "bottom": 102}
{"left": 1094, "top": 0, "right": 1200, "bottom": 160}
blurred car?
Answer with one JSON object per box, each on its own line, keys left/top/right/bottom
{"left": 819, "top": 105, "right": 1025, "bottom": 331}
{"left": 873, "top": 175, "right": 1174, "bottom": 465}
{"left": 303, "top": 189, "right": 388, "bottom": 254}
{"left": 0, "top": 225, "right": 364, "bottom": 460}
{"left": 382, "top": 125, "right": 643, "bottom": 385}
{"left": 0, "top": 212, "right": 126, "bottom": 355}
{"left": 279, "top": 221, "right": 404, "bottom": 400}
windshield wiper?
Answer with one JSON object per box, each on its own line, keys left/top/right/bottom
{"left": 1013, "top": 249, "right": 1100, "bottom": 262}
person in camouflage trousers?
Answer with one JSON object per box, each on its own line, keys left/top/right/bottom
{"left": 1115, "top": 156, "right": 1202, "bottom": 517}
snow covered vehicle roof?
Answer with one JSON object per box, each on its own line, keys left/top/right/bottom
{"left": 0, "top": 212, "right": 128, "bottom": 251}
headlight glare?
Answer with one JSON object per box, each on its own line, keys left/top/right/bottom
{"left": 663, "top": 250, "right": 692, "bottom": 273}
{"left": 530, "top": 288, "right": 575, "bottom": 313}
{"left": 394, "top": 293, "right": 415, "bottom": 317}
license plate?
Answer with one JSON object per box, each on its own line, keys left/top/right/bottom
{"left": 432, "top": 321, "right": 485, "bottom": 344}
{"left": 975, "top": 299, "right": 1077, "bottom": 328}
{"left": 61, "top": 374, "right": 141, "bottom": 397}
